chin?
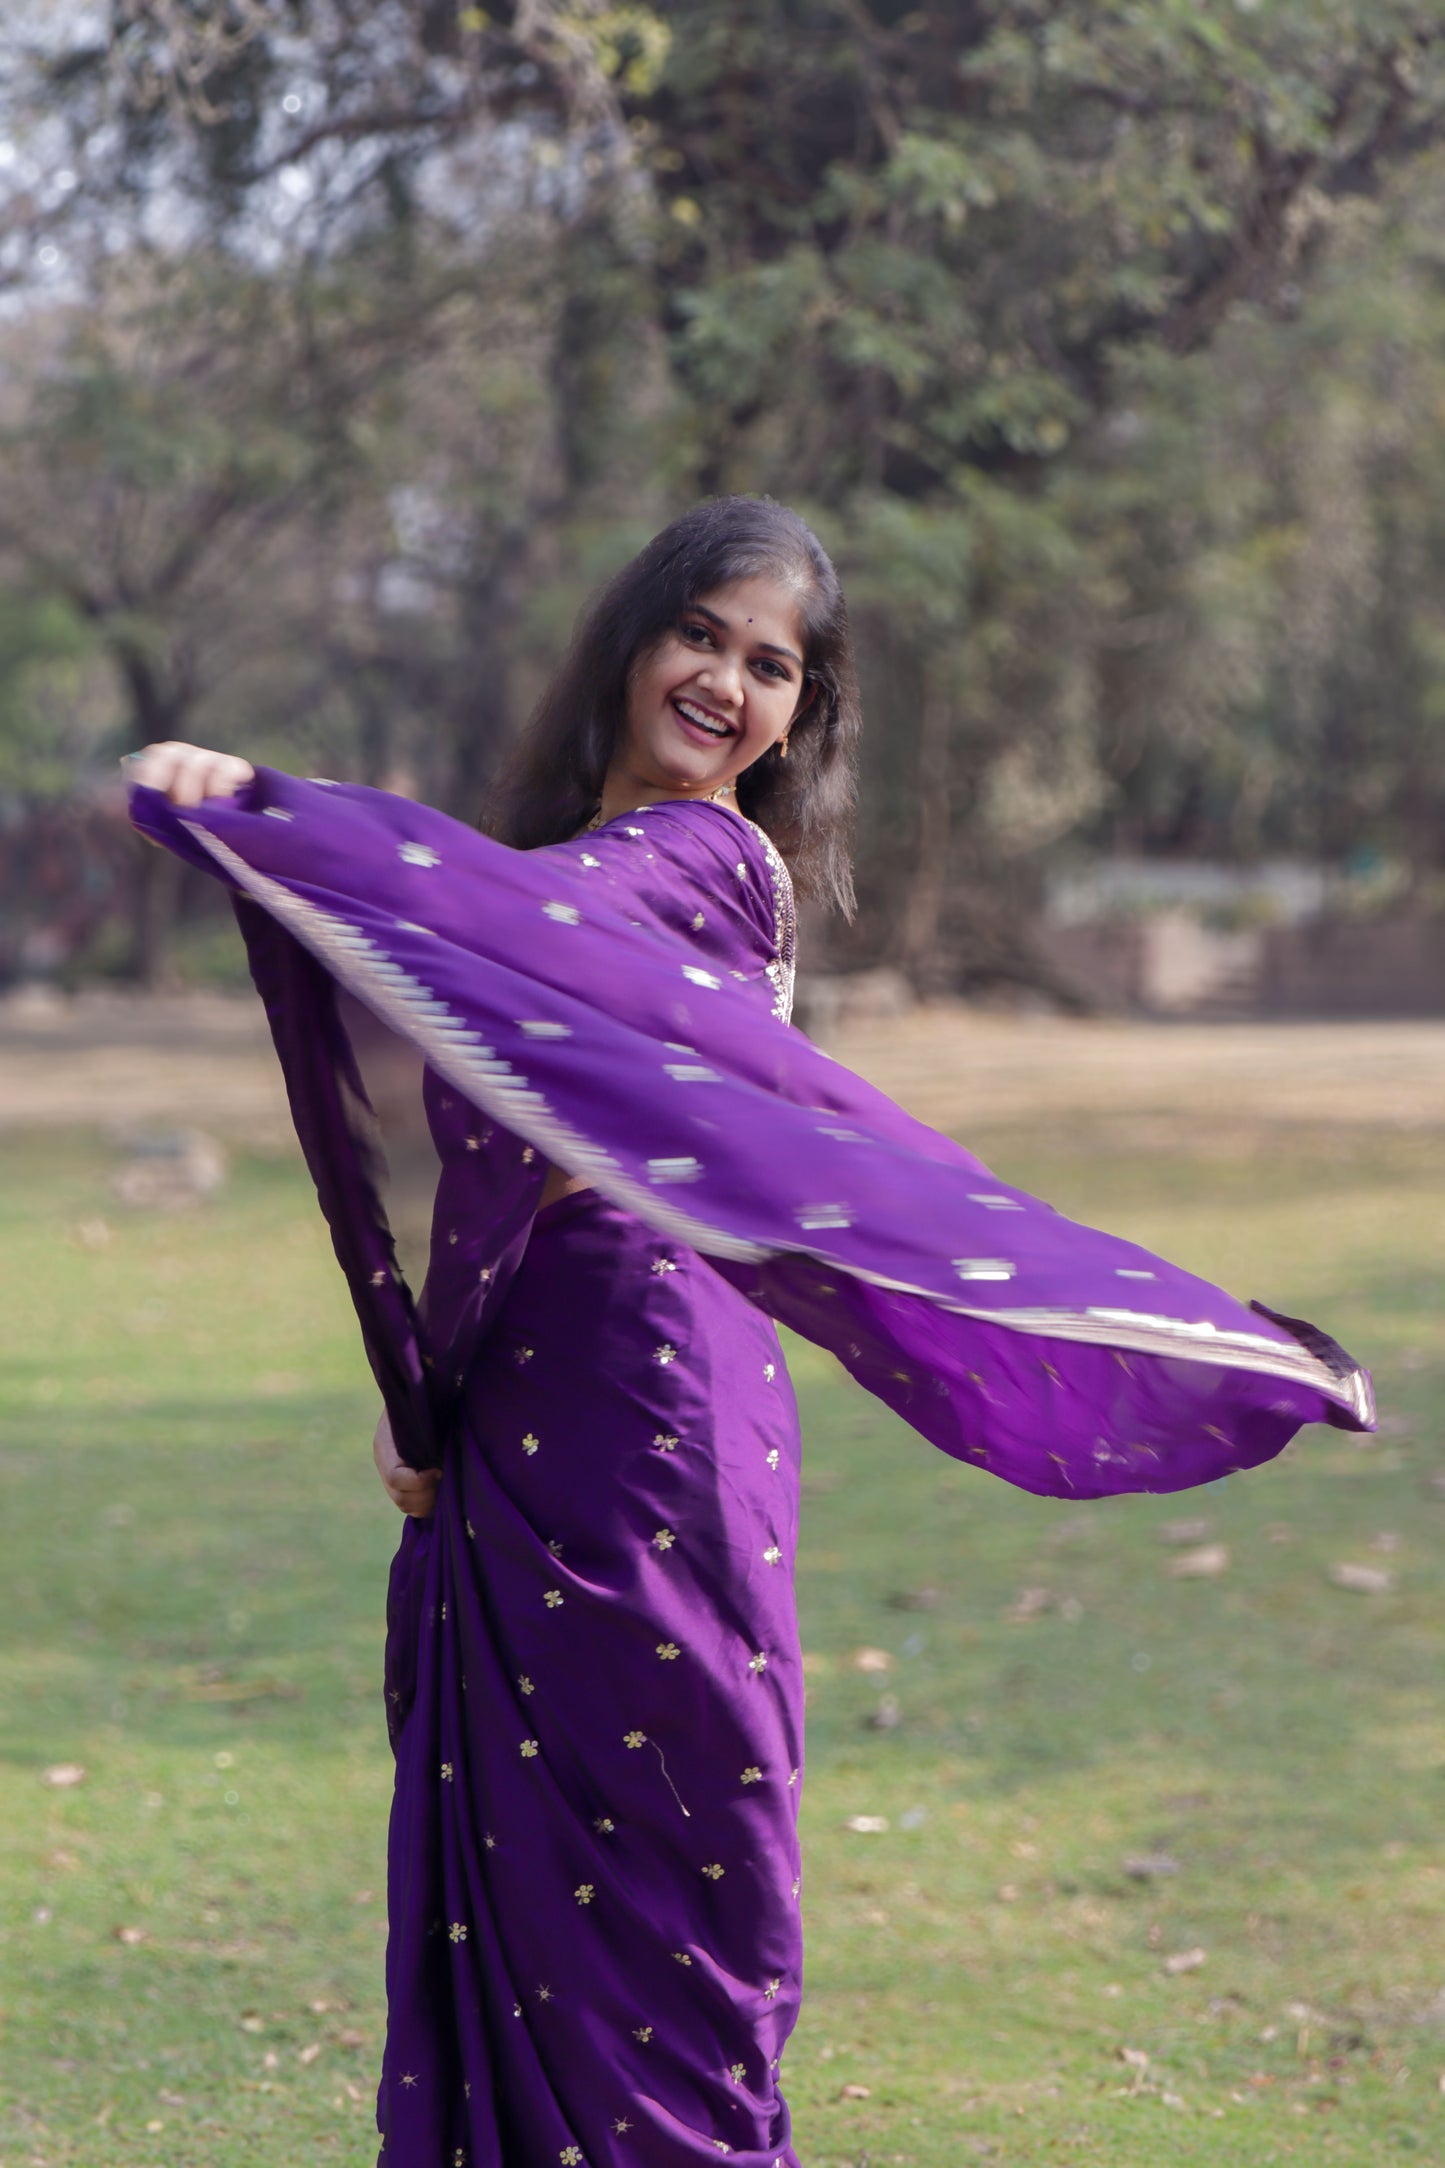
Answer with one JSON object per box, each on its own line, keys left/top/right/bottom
{"left": 648, "top": 748, "right": 730, "bottom": 794}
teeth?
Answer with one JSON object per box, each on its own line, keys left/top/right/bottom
{"left": 676, "top": 699, "right": 729, "bottom": 737}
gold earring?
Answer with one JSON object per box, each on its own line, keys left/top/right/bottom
{"left": 778, "top": 735, "right": 790, "bottom": 759}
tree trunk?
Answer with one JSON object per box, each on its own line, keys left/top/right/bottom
{"left": 131, "top": 842, "right": 184, "bottom": 988}
{"left": 897, "top": 673, "right": 952, "bottom": 986}
{"left": 116, "top": 642, "right": 190, "bottom": 986}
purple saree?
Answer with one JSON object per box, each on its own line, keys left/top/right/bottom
{"left": 131, "top": 770, "right": 1371, "bottom": 2168}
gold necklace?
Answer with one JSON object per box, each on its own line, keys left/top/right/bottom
{"left": 585, "top": 781, "right": 736, "bottom": 834}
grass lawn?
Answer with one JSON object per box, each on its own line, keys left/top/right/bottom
{"left": 1, "top": 1105, "right": 1442, "bottom": 2165}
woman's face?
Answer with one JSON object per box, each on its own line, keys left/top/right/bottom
{"left": 614, "top": 573, "right": 810, "bottom": 801}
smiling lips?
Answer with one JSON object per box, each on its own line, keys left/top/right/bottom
{"left": 671, "top": 696, "right": 736, "bottom": 743}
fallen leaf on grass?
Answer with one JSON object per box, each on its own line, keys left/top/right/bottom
{"left": 838, "top": 2083, "right": 871, "bottom": 2100}
{"left": 114, "top": 1925, "right": 147, "bottom": 1946}
{"left": 1329, "top": 1563, "right": 1394, "bottom": 1594}
{"left": 335, "top": 2028, "right": 366, "bottom": 2051}
{"left": 1163, "top": 1946, "right": 1207, "bottom": 1975}
{"left": 298, "top": 2042, "right": 323, "bottom": 2066}
{"left": 47, "top": 1848, "right": 80, "bottom": 1870}
{"left": 1157, "top": 1517, "right": 1212, "bottom": 1546}
{"left": 1119, "top": 2047, "right": 1150, "bottom": 2071}
{"left": 1169, "top": 1544, "right": 1229, "bottom": 1580}
{"left": 1124, "top": 1854, "right": 1180, "bottom": 1881}
{"left": 42, "top": 1763, "right": 86, "bottom": 1788}
{"left": 853, "top": 1646, "right": 894, "bottom": 1673}
{"left": 844, "top": 1815, "right": 889, "bottom": 1834}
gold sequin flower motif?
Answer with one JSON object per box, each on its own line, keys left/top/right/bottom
{"left": 544, "top": 1589, "right": 564, "bottom": 1608}
{"left": 449, "top": 1921, "right": 467, "bottom": 1943}
{"left": 574, "top": 1884, "right": 594, "bottom": 1905}
{"left": 623, "top": 1730, "right": 646, "bottom": 1748}
{"left": 520, "top": 1739, "right": 539, "bottom": 1759}
{"left": 653, "top": 1527, "right": 676, "bottom": 1551}
{"left": 701, "top": 1862, "right": 725, "bottom": 1880}
{"left": 657, "top": 1641, "right": 680, "bottom": 1661}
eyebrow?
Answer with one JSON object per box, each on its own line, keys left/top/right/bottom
{"left": 690, "top": 602, "right": 803, "bottom": 671}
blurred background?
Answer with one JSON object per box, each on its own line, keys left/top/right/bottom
{"left": 4, "top": 8, "right": 1445, "bottom": 2167}
{"left": 2, "top": 0, "right": 1445, "bottom": 1009}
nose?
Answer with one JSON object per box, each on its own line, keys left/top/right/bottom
{"left": 696, "top": 649, "right": 744, "bottom": 709}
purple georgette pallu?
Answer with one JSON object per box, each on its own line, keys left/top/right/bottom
{"left": 131, "top": 771, "right": 1372, "bottom": 2168}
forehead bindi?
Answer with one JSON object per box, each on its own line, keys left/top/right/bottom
{"left": 692, "top": 576, "right": 806, "bottom": 667}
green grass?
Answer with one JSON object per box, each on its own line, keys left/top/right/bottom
{"left": 1, "top": 1118, "right": 1442, "bottom": 2165}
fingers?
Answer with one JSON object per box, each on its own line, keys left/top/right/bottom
{"left": 122, "top": 742, "right": 256, "bottom": 807}
{"left": 373, "top": 1410, "right": 439, "bottom": 1516}
{"left": 387, "top": 1466, "right": 441, "bottom": 1519}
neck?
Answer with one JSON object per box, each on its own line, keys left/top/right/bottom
{"left": 596, "top": 771, "right": 737, "bottom": 824}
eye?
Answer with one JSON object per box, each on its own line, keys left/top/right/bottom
{"left": 679, "top": 619, "right": 713, "bottom": 646}
{"left": 753, "top": 658, "right": 788, "bottom": 681}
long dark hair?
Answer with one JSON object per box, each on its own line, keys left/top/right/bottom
{"left": 487, "top": 496, "right": 861, "bottom": 916}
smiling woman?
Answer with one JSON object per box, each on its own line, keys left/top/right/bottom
{"left": 487, "top": 496, "right": 861, "bottom": 918}
{"left": 123, "top": 495, "right": 1371, "bottom": 2168}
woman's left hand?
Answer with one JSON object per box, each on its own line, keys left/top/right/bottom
{"left": 373, "top": 1408, "right": 440, "bottom": 1518}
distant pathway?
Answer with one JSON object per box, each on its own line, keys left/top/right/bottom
{"left": 0, "top": 989, "right": 287, "bottom": 1139}
{"left": 823, "top": 1010, "right": 1445, "bottom": 1134}
{"left": 2, "top": 987, "right": 1442, "bottom": 1137}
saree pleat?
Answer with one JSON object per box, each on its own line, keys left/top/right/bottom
{"left": 382, "top": 1195, "right": 803, "bottom": 2164}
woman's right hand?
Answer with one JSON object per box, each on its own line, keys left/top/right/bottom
{"left": 123, "top": 741, "right": 256, "bottom": 806}
{"left": 373, "top": 1408, "right": 441, "bottom": 1518}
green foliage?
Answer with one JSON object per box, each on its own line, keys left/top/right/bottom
{"left": 5, "top": 1, "right": 1445, "bottom": 983}
{"left": 0, "top": 592, "right": 105, "bottom": 796}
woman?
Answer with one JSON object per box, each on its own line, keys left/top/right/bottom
{"left": 128, "top": 496, "right": 1370, "bottom": 2168}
